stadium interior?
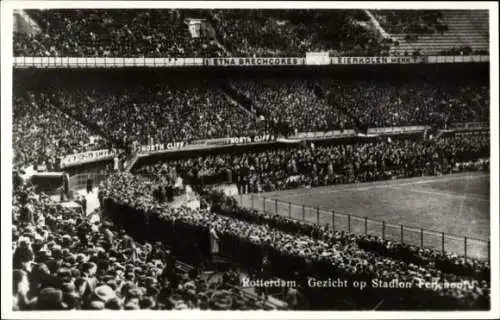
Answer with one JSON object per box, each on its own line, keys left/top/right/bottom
{"left": 11, "top": 8, "right": 491, "bottom": 311}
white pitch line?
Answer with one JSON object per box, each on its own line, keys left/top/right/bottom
{"left": 388, "top": 186, "right": 490, "bottom": 202}
{"left": 272, "top": 174, "right": 488, "bottom": 199}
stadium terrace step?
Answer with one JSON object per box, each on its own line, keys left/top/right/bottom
{"left": 383, "top": 10, "right": 489, "bottom": 55}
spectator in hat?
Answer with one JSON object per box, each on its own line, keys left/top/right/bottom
{"left": 93, "top": 285, "right": 116, "bottom": 304}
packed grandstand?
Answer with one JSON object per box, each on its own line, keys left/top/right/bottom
{"left": 11, "top": 8, "right": 491, "bottom": 311}
{"left": 14, "top": 9, "right": 489, "bottom": 57}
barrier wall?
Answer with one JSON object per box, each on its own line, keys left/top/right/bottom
{"left": 13, "top": 55, "right": 489, "bottom": 68}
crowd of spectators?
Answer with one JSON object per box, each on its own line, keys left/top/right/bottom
{"left": 14, "top": 9, "right": 391, "bottom": 57}
{"left": 12, "top": 181, "right": 269, "bottom": 310}
{"left": 97, "top": 173, "right": 490, "bottom": 309}
{"left": 232, "top": 79, "right": 352, "bottom": 134}
{"left": 232, "top": 79, "right": 489, "bottom": 133}
{"left": 211, "top": 9, "right": 390, "bottom": 57}
{"left": 14, "top": 76, "right": 488, "bottom": 171}
{"left": 14, "top": 9, "right": 491, "bottom": 57}
{"left": 26, "top": 82, "right": 258, "bottom": 148}
{"left": 14, "top": 9, "right": 222, "bottom": 57}
{"left": 13, "top": 92, "right": 107, "bottom": 170}
{"left": 372, "top": 10, "right": 448, "bottom": 34}
{"left": 134, "top": 136, "right": 490, "bottom": 193}
{"left": 320, "top": 79, "right": 489, "bottom": 129}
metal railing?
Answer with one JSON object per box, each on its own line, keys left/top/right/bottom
{"left": 67, "top": 170, "right": 490, "bottom": 261}
{"left": 236, "top": 194, "right": 490, "bottom": 261}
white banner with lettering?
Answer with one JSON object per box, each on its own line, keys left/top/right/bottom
{"left": 137, "top": 142, "right": 186, "bottom": 154}
{"left": 330, "top": 56, "right": 428, "bottom": 65}
{"left": 60, "top": 149, "right": 116, "bottom": 168}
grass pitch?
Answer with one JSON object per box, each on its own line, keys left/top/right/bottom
{"left": 238, "top": 172, "right": 490, "bottom": 260}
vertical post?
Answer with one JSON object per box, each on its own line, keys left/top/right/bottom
{"left": 348, "top": 215, "right": 351, "bottom": 233}
{"left": 420, "top": 228, "right": 424, "bottom": 248}
{"left": 464, "top": 237, "right": 467, "bottom": 260}
{"left": 442, "top": 232, "right": 445, "bottom": 253}
{"left": 382, "top": 221, "right": 385, "bottom": 240}
{"left": 488, "top": 241, "right": 490, "bottom": 261}
{"left": 263, "top": 197, "right": 266, "bottom": 212}
{"left": 302, "top": 205, "right": 305, "bottom": 221}
{"left": 364, "top": 217, "right": 368, "bottom": 234}
{"left": 401, "top": 225, "right": 404, "bottom": 244}
{"left": 275, "top": 199, "right": 278, "bottom": 215}
{"left": 251, "top": 194, "right": 254, "bottom": 209}
{"left": 332, "top": 211, "right": 335, "bottom": 231}
{"left": 317, "top": 207, "right": 320, "bottom": 224}
{"left": 289, "top": 202, "right": 292, "bottom": 218}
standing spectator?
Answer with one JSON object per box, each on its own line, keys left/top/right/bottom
{"left": 209, "top": 224, "right": 220, "bottom": 261}
{"left": 13, "top": 269, "right": 35, "bottom": 310}
{"left": 99, "top": 223, "right": 114, "bottom": 248}
{"left": 13, "top": 239, "right": 34, "bottom": 271}
{"left": 19, "top": 203, "right": 34, "bottom": 225}
{"left": 285, "top": 286, "right": 300, "bottom": 310}
{"left": 86, "top": 178, "right": 93, "bottom": 194}
{"left": 59, "top": 186, "right": 66, "bottom": 203}
{"left": 76, "top": 220, "right": 91, "bottom": 246}
{"left": 255, "top": 254, "right": 271, "bottom": 301}
{"left": 81, "top": 196, "right": 87, "bottom": 216}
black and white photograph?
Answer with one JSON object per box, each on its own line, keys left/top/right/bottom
{"left": 1, "top": 1, "right": 499, "bottom": 318}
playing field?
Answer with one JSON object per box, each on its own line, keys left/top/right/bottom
{"left": 238, "top": 172, "right": 490, "bottom": 260}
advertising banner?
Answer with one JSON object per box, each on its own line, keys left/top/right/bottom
{"left": 202, "top": 57, "right": 305, "bottom": 67}
{"left": 60, "top": 149, "right": 116, "bottom": 168}
{"left": 331, "top": 56, "right": 428, "bottom": 65}
{"left": 137, "top": 142, "right": 187, "bottom": 154}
